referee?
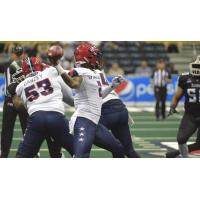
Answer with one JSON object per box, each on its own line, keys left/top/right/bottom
{"left": 0, "top": 46, "right": 28, "bottom": 158}
{"left": 151, "top": 59, "right": 171, "bottom": 120}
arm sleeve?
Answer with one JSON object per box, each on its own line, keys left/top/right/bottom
{"left": 151, "top": 70, "right": 155, "bottom": 79}
{"left": 58, "top": 76, "right": 74, "bottom": 106}
{"left": 101, "top": 85, "right": 113, "bottom": 99}
{"left": 7, "top": 82, "right": 18, "bottom": 96}
{"left": 16, "top": 82, "right": 24, "bottom": 97}
{"left": 0, "top": 62, "right": 8, "bottom": 73}
{"left": 167, "top": 70, "right": 172, "bottom": 79}
{"left": 178, "top": 75, "right": 185, "bottom": 89}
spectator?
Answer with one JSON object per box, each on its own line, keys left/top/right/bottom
{"left": 167, "top": 43, "right": 179, "bottom": 53}
{"left": 107, "top": 62, "right": 124, "bottom": 76}
{"left": 60, "top": 42, "right": 75, "bottom": 70}
{"left": 135, "top": 60, "right": 152, "bottom": 76}
{"left": 168, "top": 63, "right": 178, "bottom": 74}
{"left": 36, "top": 43, "right": 50, "bottom": 62}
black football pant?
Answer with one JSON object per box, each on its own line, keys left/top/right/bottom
{"left": 1, "top": 97, "right": 28, "bottom": 157}
{"left": 167, "top": 114, "right": 200, "bottom": 158}
{"left": 177, "top": 113, "right": 200, "bottom": 145}
{"left": 154, "top": 87, "right": 167, "bottom": 119}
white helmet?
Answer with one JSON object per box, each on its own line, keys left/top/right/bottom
{"left": 190, "top": 55, "right": 200, "bottom": 76}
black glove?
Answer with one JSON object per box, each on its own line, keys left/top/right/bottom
{"left": 7, "top": 82, "right": 18, "bottom": 96}
{"left": 167, "top": 105, "right": 178, "bottom": 117}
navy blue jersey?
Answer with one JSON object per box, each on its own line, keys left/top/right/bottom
{"left": 178, "top": 72, "right": 200, "bottom": 116}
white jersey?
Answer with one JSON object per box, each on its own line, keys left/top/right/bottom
{"left": 95, "top": 69, "right": 119, "bottom": 103}
{"left": 70, "top": 67, "right": 103, "bottom": 125}
{"left": 16, "top": 67, "right": 73, "bottom": 115}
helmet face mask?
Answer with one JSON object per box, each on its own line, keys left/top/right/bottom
{"left": 190, "top": 55, "right": 200, "bottom": 77}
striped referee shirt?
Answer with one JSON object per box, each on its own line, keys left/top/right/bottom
{"left": 0, "top": 60, "right": 20, "bottom": 97}
{"left": 152, "top": 69, "right": 171, "bottom": 87}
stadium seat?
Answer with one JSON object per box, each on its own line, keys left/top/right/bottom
{"left": 154, "top": 44, "right": 166, "bottom": 52}
{"left": 143, "top": 44, "right": 155, "bottom": 52}
{"left": 127, "top": 46, "right": 140, "bottom": 52}
{"left": 116, "top": 53, "right": 130, "bottom": 59}
{"left": 144, "top": 53, "right": 157, "bottom": 59}
{"left": 129, "top": 53, "right": 142, "bottom": 59}
{"left": 103, "top": 52, "right": 116, "bottom": 59}
{"left": 119, "top": 59, "right": 132, "bottom": 67}
{"left": 123, "top": 66, "right": 135, "bottom": 74}
{"left": 132, "top": 59, "right": 142, "bottom": 67}
{"left": 157, "top": 52, "right": 168, "bottom": 59}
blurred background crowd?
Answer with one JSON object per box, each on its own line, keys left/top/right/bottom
{"left": 0, "top": 41, "right": 200, "bottom": 76}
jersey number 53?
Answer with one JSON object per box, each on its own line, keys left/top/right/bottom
{"left": 25, "top": 78, "right": 53, "bottom": 102}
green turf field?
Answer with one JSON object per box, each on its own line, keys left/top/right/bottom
{"left": 0, "top": 111, "right": 196, "bottom": 158}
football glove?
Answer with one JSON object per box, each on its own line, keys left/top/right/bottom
{"left": 111, "top": 76, "right": 125, "bottom": 89}
{"left": 167, "top": 105, "right": 179, "bottom": 117}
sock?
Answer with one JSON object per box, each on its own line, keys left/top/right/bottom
{"left": 179, "top": 144, "right": 189, "bottom": 158}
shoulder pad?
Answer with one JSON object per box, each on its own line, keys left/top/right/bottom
{"left": 181, "top": 72, "right": 189, "bottom": 76}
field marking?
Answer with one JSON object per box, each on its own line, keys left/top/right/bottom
{"left": 131, "top": 128, "right": 177, "bottom": 131}
{"left": 12, "top": 136, "right": 195, "bottom": 141}
{"left": 0, "top": 121, "right": 180, "bottom": 126}
{"left": 9, "top": 148, "right": 167, "bottom": 152}
{"left": 12, "top": 127, "right": 178, "bottom": 132}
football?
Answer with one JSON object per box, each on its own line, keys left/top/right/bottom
{"left": 48, "top": 45, "right": 64, "bottom": 60}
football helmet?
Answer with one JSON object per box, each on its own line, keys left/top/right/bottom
{"left": 74, "top": 43, "right": 102, "bottom": 68}
{"left": 190, "top": 55, "right": 200, "bottom": 76}
{"left": 22, "top": 57, "right": 48, "bottom": 76}
{"left": 11, "top": 46, "right": 24, "bottom": 56}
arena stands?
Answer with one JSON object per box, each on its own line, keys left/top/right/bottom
{"left": 0, "top": 41, "right": 200, "bottom": 75}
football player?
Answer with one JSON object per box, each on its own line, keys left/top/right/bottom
{"left": 49, "top": 43, "right": 125, "bottom": 158}
{"left": 11, "top": 55, "right": 73, "bottom": 157}
{"left": 95, "top": 63, "right": 140, "bottom": 157}
{"left": 168, "top": 55, "right": 200, "bottom": 157}
{"left": 8, "top": 61, "right": 74, "bottom": 157}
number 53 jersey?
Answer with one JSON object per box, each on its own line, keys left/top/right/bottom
{"left": 178, "top": 72, "right": 200, "bottom": 116}
{"left": 16, "top": 67, "right": 73, "bottom": 116}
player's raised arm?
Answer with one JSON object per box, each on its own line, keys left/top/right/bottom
{"left": 101, "top": 76, "right": 125, "bottom": 98}
{"left": 48, "top": 45, "right": 83, "bottom": 89}
{"left": 55, "top": 64, "right": 82, "bottom": 89}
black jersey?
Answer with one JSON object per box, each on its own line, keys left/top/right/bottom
{"left": 0, "top": 60, "right": 21, "bottom": 96}
{"left": 178, "top": 72, "right": 200, "bottom": 116}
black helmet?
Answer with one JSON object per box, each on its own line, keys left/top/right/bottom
{"left": 11, "top": 46, "right": 24, "bottom": 56}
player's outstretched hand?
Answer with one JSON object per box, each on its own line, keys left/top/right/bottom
{"left": 111, "top": 76, "right": 125, "bottom": 89}
{"left": 167, "top": 105, "right": 179, "bottom": 117}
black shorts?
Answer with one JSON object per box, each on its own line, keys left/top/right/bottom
{"left": 177, "top": 112, "right": 200, "bottom": 144}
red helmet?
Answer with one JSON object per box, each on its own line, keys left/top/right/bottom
{"left": 74, "top": 43, "right": 101, "bottom": 68}
{"left": 22, "top": 57, "right": 49, "bottom": 76}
